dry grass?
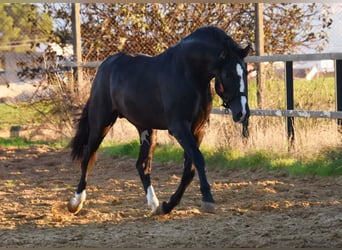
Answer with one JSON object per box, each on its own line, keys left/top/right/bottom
{"left": 103, "top": 113, "right": 341, "bottom": 161}
{"left": 1, "top": 74, "right": 340, "bottom": 159}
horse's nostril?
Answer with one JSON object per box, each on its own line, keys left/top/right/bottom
{"left": 232, "top": 111, "right": 244, "bottom": 123}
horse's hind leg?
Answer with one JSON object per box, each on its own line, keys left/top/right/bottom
{"left": 135, "top": 128, "right": 159, "bottom": 213}
{"left": 68, "top": 136, "right": 101, "bottom": 214}
{"left": 68, "top": 111, "right": 117, "bottom": 214}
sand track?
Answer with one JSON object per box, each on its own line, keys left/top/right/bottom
{"left": 0, "top": 145, "right": 341, "bottom": 247}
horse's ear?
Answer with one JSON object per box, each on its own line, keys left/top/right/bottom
{"left": 239, "top": 44, "right": 251, "bottom": 58}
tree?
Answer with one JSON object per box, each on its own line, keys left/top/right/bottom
{"left": 75, "top": 3, "right": 332, "bottom": 61}
{"left": 42, "top": 3, "right": 332, "bottom": 61}
{"left": 263, "top": 3, "right": 332, "bottom": 54}
{"left": 0, "top": 5, "right": 21, "bottom": 50}
{"left": 0, "top": 3, "right": 53, "bottom": 52}
{"left": 13, "top": 3, "right": 333, "bottom": 138}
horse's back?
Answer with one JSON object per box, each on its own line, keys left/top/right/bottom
{"left": 90, "top": 42, "right": 212, "bottom": 130}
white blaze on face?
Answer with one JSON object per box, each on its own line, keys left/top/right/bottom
{"left": 236, "top": 63, "right": 247, "bottom": 121}
{"left": 236, "top": 63, "right": 245, "bottom": 92}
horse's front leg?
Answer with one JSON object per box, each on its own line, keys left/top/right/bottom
{"left": 136, "top": 128, "right": 159, "bottom": 213}
{"left": 154, "top": 151, "right": 196, "bottom": 215}
{"left": 156, "top": 123, "right": 215, "bottom": 214}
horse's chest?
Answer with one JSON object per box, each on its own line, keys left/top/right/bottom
{"left": 162, "top": 86, "right": 209, "bottom": 120}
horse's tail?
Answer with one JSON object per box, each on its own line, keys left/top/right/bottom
{"left": 70, "top": 99, "right": 90, "bottom": 161}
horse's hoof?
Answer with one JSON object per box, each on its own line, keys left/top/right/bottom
{"left": 201, "top": 201, "right": 216, "bottom": 214}
{"left": 67, "top": 198, "right": 83, "bottom": 214}
{"left": 152, "top": 205, "right": 165, "bottom": 215}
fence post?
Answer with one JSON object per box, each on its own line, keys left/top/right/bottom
{"left": 255, "top": 3, "right": 265, "bottom": 108}
{"left": 285, "top": 61, "right": 295, "bottom": 149}
{"left": 71, "top": 3, "right": 83, "bottom": 92}
{"left": 336, "top": 59, "right": 342, "bottom": 140}
{"left": 242, "top": 62, "right": 250, "bottom": 140}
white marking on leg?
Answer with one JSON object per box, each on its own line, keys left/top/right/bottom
{"left": 146, "top": 185, "right": 159, "bottom": 212}
{"left": 140, "top": 130, "right": 149, "bottom": 145}
{"left": 70, "top": 190, "right": 86, "bottom": 208}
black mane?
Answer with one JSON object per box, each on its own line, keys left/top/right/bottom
{"left": 182, "top": 26, "right": 243, "bottom": 53}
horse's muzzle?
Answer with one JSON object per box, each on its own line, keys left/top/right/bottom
{"left": 235, "top": 111, "right": 248, "bottom": 123}
{"left": 229, "top": 96, "right": 249, "bottom": 123}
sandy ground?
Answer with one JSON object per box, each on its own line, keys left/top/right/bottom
{"left": 0, "top": 144, "right": 341, "bottom": 247}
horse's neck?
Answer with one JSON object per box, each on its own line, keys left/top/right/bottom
{"left": 181, "top": 42, "right": 218, "bottom": 76}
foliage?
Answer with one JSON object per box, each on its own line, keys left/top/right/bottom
{"left": 78, "top": 3, "right": 332, "bottom": 60}
{"left": 212, "top": 76, "right": 335, "bottom": 110}
{"left": 7, "top": 3, "right": 333, "bottom": 139}
{"left": 1, "top": 135, "right": 341, "bottom": 176}
{"left": 101, "top": 140, "right": 342, "bottom": 176}
{"left": 41, "top": 3, "right": 333, "bottom": 62}
{"left": 1, "top": 76, "right": 336, "bottom": 137}
{"left": 263, "top": 3, "right": 332, "bottom": 53}
{"left": 17, "top": 73, "right": 79, "bottom": 138}
{"left": 101, "top": 140, "right": 140, "bottom": 159}
{"left": 247, "top": 76, "right": 335, "bottom": 110}
{"left": 0, "top": 3, "right": 53, "bottom": 52}
{"left": 0, "top": 98, "right": 74, "bottom": 140}
{"left": 101, "top": 140, "right": 184, "bottom": 164}
{"left": 0, "top": 88, "right": 76, "bottom": 138}
{"left": 0, "top": 137, "right": 65, "bottom": 148}
{"left": 0, "top": 102, "right": 52, "bottom": 129}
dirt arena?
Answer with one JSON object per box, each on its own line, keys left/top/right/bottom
{"left": 0, "top": 144, "right": 341, "bottom": 247}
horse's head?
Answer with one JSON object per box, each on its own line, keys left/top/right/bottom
{"left": 213, "top": 44, "right": 250, "bottom": 123}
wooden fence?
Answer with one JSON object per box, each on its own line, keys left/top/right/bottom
{"left": 212, "top": 53, "right": 342, "bottom": 147}
{"left": 63, "top": 52, "right": 342, "bottom": 146}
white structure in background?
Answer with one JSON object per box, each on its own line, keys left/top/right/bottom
{"left": 36, "top": 42, "right": 74, "bottom": 58}
{"left": 299, "top": 3, "right": 342, "bottom": 80}
{"left": 293, "top": 60, "right": 335, "bottom": 80}
{"left": 0, "top": 42, "right": 73, "bottom": 101}
{"left": 305, "top": 60, "right": 334, "bottom": 80}
{"left": 3, "top": 42, "right": 73, "bottom": 85}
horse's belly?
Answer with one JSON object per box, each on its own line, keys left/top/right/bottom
{"left": 117, "top": 102, "right": 168, "bottom": 129}
{"left": 122, "top": 112, "right": 168, "bottom": 130}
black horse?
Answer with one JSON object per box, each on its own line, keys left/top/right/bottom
{"left": 68, "top": 26, "right": 250, "bottom": 215}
